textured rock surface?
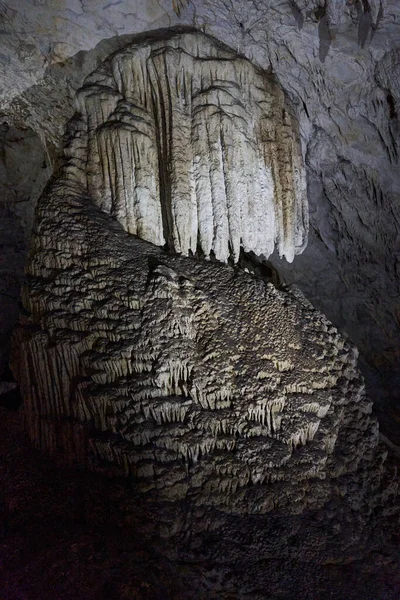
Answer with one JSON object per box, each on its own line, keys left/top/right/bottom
{"left": 13, "top": 175, "right": 386, "bottom": 512}
{"left": 69, "top": 33, "right": 307, "bottom": 263}
{"left": 292, "top": 0, "right": 386, "bottom": 36}
{"left": 0, "top": 1, "right": 399, "bottom": 422}
{"left": 12, "top": 28, "right": 388, "bottom": 510}
{"left": 2, "top": 13, "right": 399, "bottom": 594}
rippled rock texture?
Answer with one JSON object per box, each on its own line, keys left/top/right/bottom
{"left": 12, "top": 32, "right": 389, "bottom": 518}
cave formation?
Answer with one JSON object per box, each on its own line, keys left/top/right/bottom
{"left": 0, "top": 2, "right": 400, "bottom": 599}
{"left": 10, "top": 30, "right": 387, "bottom": 515}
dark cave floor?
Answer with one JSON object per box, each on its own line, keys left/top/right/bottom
{"left": 0, "top": 407, "right": 400, "bottom": 600}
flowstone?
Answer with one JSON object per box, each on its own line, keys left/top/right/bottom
{"left": 12, "top": 32, "right": 387, "bottom": 516}
{"left": 66, "top": 31, "right": 308, "bottom": 264}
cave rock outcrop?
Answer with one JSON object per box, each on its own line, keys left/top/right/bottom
{"left": 12, "top": 32, "right": 386, "bottom": 515}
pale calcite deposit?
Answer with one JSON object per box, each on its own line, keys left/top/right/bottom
{"left": 2, "top": 1, "right": 400, "bottom": 419}
{"left": 66, "top": 33, "right": 308, "bottom": 263}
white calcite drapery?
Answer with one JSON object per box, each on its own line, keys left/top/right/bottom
{"left": 66, "top": 32, "right": 308, "bottom": 263}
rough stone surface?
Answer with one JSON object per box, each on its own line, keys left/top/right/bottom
{"left": 13, "top": 176, "right": 387, "bottom": 511}
{"left": 1, "top": 407, "right": 399, "bottom": 600}
{"left": 0, "top": 1, "right": 399, "bottom": 422}
{"left": 11, "top": 29, "right": 390, "bottom": 513}
{"left": 1, "top": 8, "right": 399, "bottom": 595}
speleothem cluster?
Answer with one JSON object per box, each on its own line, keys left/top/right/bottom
{"left": 65, "top": 32, "right": 308, "bottom": 263}
{"left": 13, "top": 32, "right": 386, "bottom": 514}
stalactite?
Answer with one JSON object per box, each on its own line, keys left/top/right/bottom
{"left": 71, "top": 32, "right": 308, "bottom": 264}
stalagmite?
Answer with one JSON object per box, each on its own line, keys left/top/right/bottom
{"left": 12, "top": 31, "right": 386, "bottom": 515}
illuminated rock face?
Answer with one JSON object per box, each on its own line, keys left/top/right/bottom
{"left": 12, "top": 32, "right": 385, "bottom": 514}
{"left": 14, "top": 178, "right": 382, "bottom": 511}
{"left": 66, "top": 32, "right": 308, "bottom": 264}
